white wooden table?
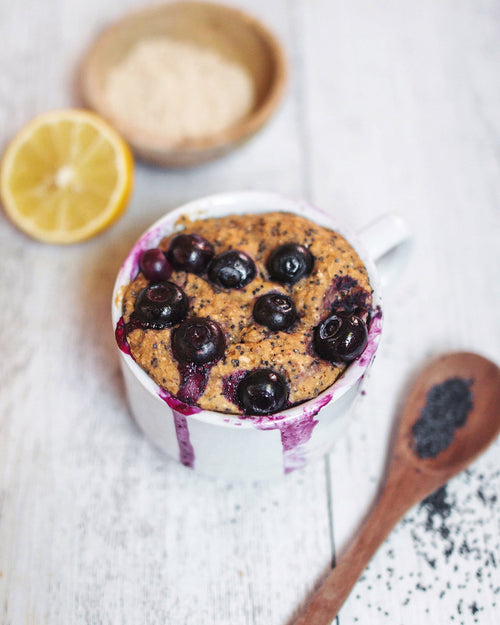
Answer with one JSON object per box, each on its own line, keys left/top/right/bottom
{"left": 1, "top": 1, "right": 499, "bottom": 623}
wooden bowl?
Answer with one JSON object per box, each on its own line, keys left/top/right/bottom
{"left": 80, "top": 1, "right": 287, "bottom": 168}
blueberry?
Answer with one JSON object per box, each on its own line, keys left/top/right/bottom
{"left": 134, "top": 282, "right": 188, "bottom": 329}
{"left": 236, "top": 369, "right": 288, "bottom": 415}
{"left": 208, "top": 250, "right": 256, "bottom": 289}
{"left": 139, "top": 248, "right": 172, "bottom": 282}
{"left": 266, "top": 243, "right": 314, "bottom": 284}
{"left": 166, "top": 233, "right": 214, "bottom": 274}
{"left": 171, "top": 317, "right": 225, "bottom": 365}
{"left": 314, "top": 313, "right": 368, "bottom": 363}
{"left": 253, "top": 293, "right": 297, "bottom": 331}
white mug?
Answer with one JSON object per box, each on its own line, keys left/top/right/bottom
{"left": 112, "top": 191, "right": 410, "bottom": 480}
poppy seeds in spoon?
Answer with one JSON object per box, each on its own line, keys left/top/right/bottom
{"left": 412, "top": 377, "right": 474, "bottom": 458}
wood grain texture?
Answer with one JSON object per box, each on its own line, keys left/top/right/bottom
{"left": 1, "top": 1, "right": 499, "bottom": 624}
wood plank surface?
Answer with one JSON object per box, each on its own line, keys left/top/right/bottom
{"left": 305, "top": 1, "right": 500, "bottom": 623}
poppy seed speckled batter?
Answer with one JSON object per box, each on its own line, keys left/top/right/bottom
{"left": 121, "top": 211, "right": 374, "bottom": 414}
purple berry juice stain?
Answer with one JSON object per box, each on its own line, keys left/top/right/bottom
{"left": 115, "top": 317, "right": 131, "bottom": 355}
{"left": 176, "top": 362, "right": 211, "bottom": 405}
{"left": 172, "top": 411, "right": 195, "bottom": 468}
{"left": 158, "top": 388, "right": 199, "bottom": 469}
{"left": 222, "top": 370, "right": 249, "bottom": 404}
{"left": 278, "top": 408, "right": 321, "bottom": 473}
{"left": 357, "top": 307, "right": 382, "bottom": 367}
{"left": 158, "top": 388, "right": 201, "bottom": 416}
{"left": 412, "top": 377, "right": 474, "bottom": 458}
{"left": 323, "top": 275, "right": 371, "bottom": 315}
{"left": 115, "top": 316, "right": 143, "bottom": 358}
{"left": 333, "top": 275, "right": 358, "bottom": 291}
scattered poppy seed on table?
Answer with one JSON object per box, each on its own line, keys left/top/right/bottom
{"left": 348, "top": 467, "right": 499, "bottom": 621}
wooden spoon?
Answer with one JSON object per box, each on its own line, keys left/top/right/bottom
{"left": 293, "top": 352, "right": 500, "bottom": 625}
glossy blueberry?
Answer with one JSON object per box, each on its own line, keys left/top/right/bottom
{"left": 236, "top": 369, "right": 288, "bottom": 415}
{"left": 314, "top": 313, "right": 368, "bottom": 363}
{"left": 139, "top": 248, "right": 172, "bottom": 282}
{"left": 171, "top": 317, "right": 225, "bottom": 365}
{"left": 253, "top": 293, "right": 297, "bottom": 331}
{"left": 166, "top": 233, "right": 214, "bottom": 274}
{"left": 208, "top": 250, "right": 256, "bottom": 289}
{"left": 134, "top": 282, "right": 188, "bottom": 329}
{"left": 266, "top": 243, "right": 314, "bottom": 284}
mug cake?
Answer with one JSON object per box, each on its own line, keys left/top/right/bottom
{"left": 116, "top": 211, "right": 374, "bottom": 416}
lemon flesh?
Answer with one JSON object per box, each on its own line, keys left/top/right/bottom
{"left": 0, "top": 109, "right": 133, "bottom": 244}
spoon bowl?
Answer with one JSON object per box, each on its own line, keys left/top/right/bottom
{"left": 293, "top": 352, "right": 500, "bottom": 625}
{"left": 395, "top": 352, "right": 500, "bottom": 476}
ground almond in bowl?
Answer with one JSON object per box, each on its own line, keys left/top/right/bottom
{"left": 104, "top": 37, "right": 255, "bottom": 145}
{"left": 117, "top": 211, "right": 374, "bottom": 416}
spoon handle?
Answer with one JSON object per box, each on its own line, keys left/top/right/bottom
{"left": 293, "top": 489, "right": 406, "bottom": 625}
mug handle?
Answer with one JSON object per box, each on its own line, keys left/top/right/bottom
{"left": 357, "top": 214, "right": 412, "bottom": 288}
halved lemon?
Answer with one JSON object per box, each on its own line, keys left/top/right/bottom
{"left": 0, "top": 109, "right": 133, "bottom": 244}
